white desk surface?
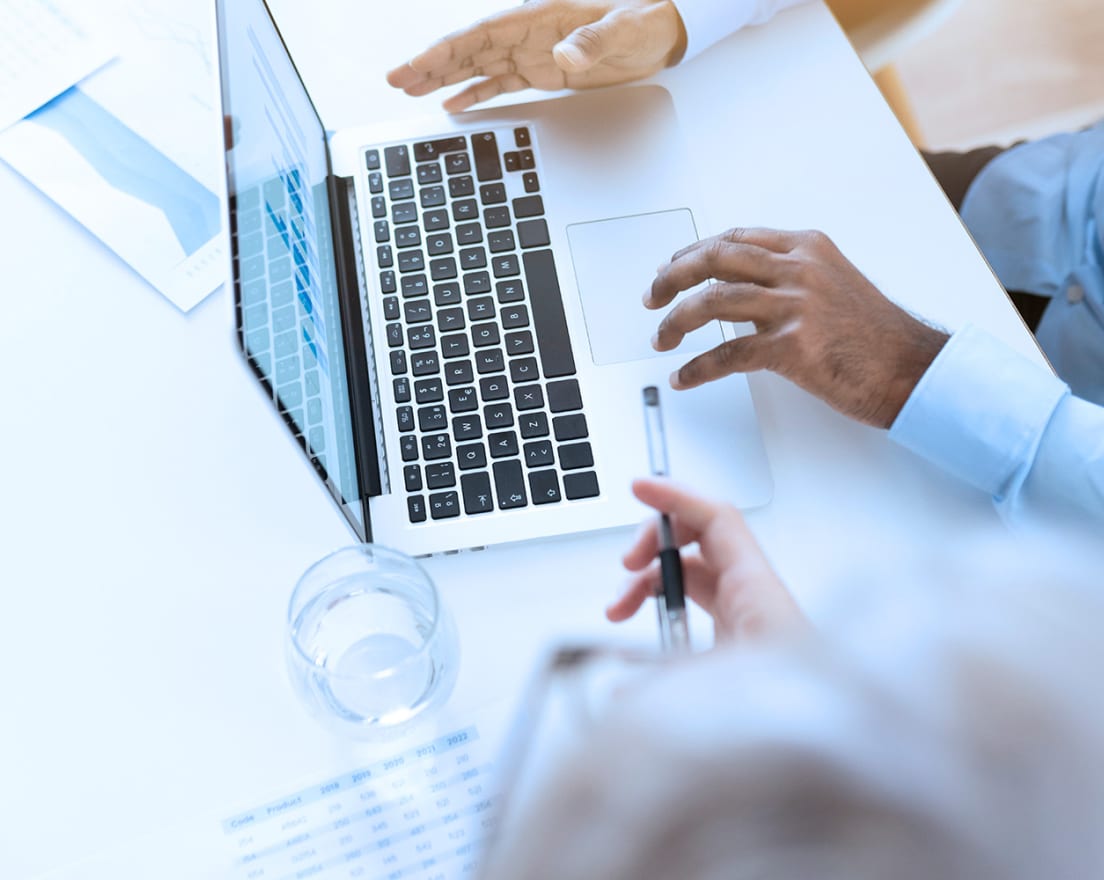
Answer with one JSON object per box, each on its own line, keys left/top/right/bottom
{"left": 0, "top": 1, "right": 1042, "bottom": 876}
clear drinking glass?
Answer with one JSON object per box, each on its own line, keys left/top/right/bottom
{"left": 286, "top": 545, "right": 459, "bottom": 739}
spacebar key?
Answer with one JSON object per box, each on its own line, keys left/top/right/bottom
{"left": 522, "top": 249, "right": 576, "bottom": 378}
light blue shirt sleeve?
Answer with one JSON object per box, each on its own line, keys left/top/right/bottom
{"left": 671, "top": 0, "right": 811, "bottom": 61}
{"left": 889, "top": 324, "right": 1104, "bottom": 523}
{"left": 959, "top": 122, "right": 1104, "bottom": 405}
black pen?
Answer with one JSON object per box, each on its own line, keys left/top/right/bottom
{"left": 642, "top": 387, "right": 690, "bottom": 652}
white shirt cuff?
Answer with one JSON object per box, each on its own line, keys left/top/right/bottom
{"left": 889, "top": 324, "right": 1068, "bottom": 502}
{"left": 671, "top": 0, "right": 810, "bottom": 61}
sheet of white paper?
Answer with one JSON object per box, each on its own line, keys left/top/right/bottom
{"left": 0, "top": 0, "right": 114, "bottom": 133}
{"left": 0, "top": 0, "right": 225, "bottom": 312}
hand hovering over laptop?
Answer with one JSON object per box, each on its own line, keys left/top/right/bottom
{"left": 607, "top": 477, "right": 806, "bottom": 641}
{"left": 647, "top": 228, "right": 949, "bottom": 429}
{"left": 385, "top": 0, "right": 688, "bottom": 113}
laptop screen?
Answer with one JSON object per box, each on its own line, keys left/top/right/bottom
{"left": 216, "top": 0, "right": 365, "bottom": 532}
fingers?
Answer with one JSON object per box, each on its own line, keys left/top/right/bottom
{"left": 606, "top": 555, "right": 713, "bottom": 622}
{"left": 669, "top": 227, "right": 798, "bottom": 263}
{"left": 652, "top": 281, "right": 776, "bottom": 351}
{"left": 442, "top": 73, "right": 532, "bottom": 113}
{"left": 552, "top": 9, "right": 632, "bottom": 73}
{"left": 621, "top": 478, "right": 731, "bottom": 569}
{"left": 645, "top": 240, "right": 787, "bottom": 311}
{"left": 669, "top": 334, "right": 777, "bottom": 390}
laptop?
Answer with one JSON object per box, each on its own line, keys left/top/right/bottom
{"left": 214, "top": 0, "right": 772, "bottom": 556}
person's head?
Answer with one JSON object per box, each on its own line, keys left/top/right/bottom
{"left": 482, "top": 531, "right": 1104, "bottom": 880}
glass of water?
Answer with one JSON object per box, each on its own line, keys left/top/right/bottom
{"left": 286, "top": 545, "right": 459, "bottom": 739}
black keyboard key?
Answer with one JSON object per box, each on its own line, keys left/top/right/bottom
{"left": 467, "top": 296, "right": 495, "bottom": 321}
{"left": 523, "top": 440, "right": 554, "bottom": 468}
{"left": 471, "top": 131, "right": 502, "bottom": 181}
{"left": 496, "top": 279, "right": 525, "bottom": 304}
{"left": 414, "top": 378, "right": 443, "bottom": 403}
{"left": 422, "top": 433, "right": 452, "bottom": 460}
{"left": 472, "top": 424, "right": 518, "bottom": 463}
{"left": 474, "top": 377, "right": 505, "bottom": 404}
{"left": 434, "top": 282, "right": 461, "bottom": 306}
{"left": 492, "top": 254, "right": 520, "bottom": 278}
{"left": 456, "top": 222, "right": 483, "bottom": 245}
{"left": 392, "top": 202, "right": 418, "bottom": 225}
{"left": 429, "top": 491, "right": 461, "bottom": 519}
{"left": 501, "top": 305, "right": 530, "bottom": 330}
{"left": 401, "top": 274, "right": 429, "bottom": 298}
{"left": 398, "top": 251, "right": 425, "bottom": 273}
{"left": 417, "top": 163, "right": 443, "bottom": 184}
{"left": 396, "top": 227, "right": 422, "bottom": 249}
{"left": 479, "top": 182, "right": 507, "bottom": 204}
{"left": 418, "top": 405, "right": 447, "bottom": 431}
{"left": 373, "top": 220, "right": 389, "bottom": 243}
{"left": 397, "top": 405, "right": 415, "bottom": 432}
{"left": 371, "top": 195, "right": 386, "bottom": 218}
{"left": 449, "top": 386, "right": 478, "bottom": 412}
{"left": 423, "top": 209, "right": 450, "bottom": 231}
{"left": 522, "top": 171, "right": 540, "bottom": 193}
{"left": 445, "top": 360, "right": 474, "bottom": 386}
{"left": 377, "top": 244, "right": 394, "bottom": 268}
{"left": 411, "top": 351, "right": 440, "bottom": 375}
{"left": 379, "top": 270, "right": 397, "bottom": 294}
{"left": 485, "top": 403, "right": 514, "bottom": 429}
{"left": 505, "top": 330, "right": 535, "bottom": 356}
{"left": 389, "top": 178, "right": 415, "bottom": 200}
{"left": 400, "top": 434, "right": 418, "bottom": 461}
{"left": 513, "top": 195, "right": 543, "bottom": 218}
{"left": 472, "top": 323, "right": 501, "bottom": 348}
{"left": 420, "top": 185, "right": 446, "bottom": 208}
{"left": 518, "top": 412, "right": 549, "bottom": 439}
{"left": 476, "top": 349, "right": 505, "bottom": 375}
{"left": 393, "top": 376, "right": 411, "bottom": 403}
{"left": 517, "top": 218, "right": 550, "bottom": 249}
{"left": 404, "top": 465, "right": 423, "bottom": 492}
{"left": 368, "top": 171, "right": 383, "bottom": 194}
{"left": 441, "top": 333, "right": 470, "bottom": 359}
{"left": 461, "top": 471, "right": 494, "bottom": 513}
{"left": 464, "top": 272, "right": 492, "bottom": 295}
{"left": 452, "top": 199, "right": 478, "bottom": 222}
{"left": 384, "top": 145, "right": 411, "bottom": 177}
{"left": 414, "top": 137, "right": 467, "bottom": 162}
{"left": 452, "top": 414, "right": 483, "bottom": 441}
{"left": 514, "top": 384, "right": 544, "bottom": 411}
{"left": 460, "top": 247, "right": 487, "bottom": 270}
{"left": 426, "top": 232, "right": 454, "bottom": 256}
{"left": 390, "top": 350, "right": 408, "bottom": 375}
{"left": 404, "top": 299, "right": 432, "bottom": 324}
{"left": 430, "top": 257, "right": 458, "bottom": 281}
{"left": 503, "top": 151, "right": 521, "bottom": 172}
{"left": 558, "top": 441, "right": 593, "bottom": 470}
{"left": 449, "top": 175, "right": 475, "bottom": 198}
{"left": 493, "top": 459, "right": 527, "bottom": 508}
{"left": 524, "top": 250, "right": 575, "bottom": 377}
{"left": 407, "top": 494, "right": 427, "bottom": 522}
{"left": 547, "top": 378, "right": 583, "bottom": 412}
{"left": 514, "top": 127, "right": 531, "bottom": 148}
{"left": 564, "top": 471, "right": 599, "bottom": 500}
{"left": 386, "top": 322, "right": 404, "bottom": 347}
{"left": 484, "top": 206, "right": 511, "bottom": 228}
{"left": 426, "top": 462, "right": 456, "bottom": 489}
{"left": 458, "top": 443, "right": 488, "bottom": 471}
{"left": 366, "top": 149, "right": 381, "bottom": 170}
{"left": 509, "top": 356, "right": 539, "bottom": 383}
{"left": 553, "top": 413, "right": 588, "bottom": 441}
{"left": 519, "top": 149, "right": 535, "bottom": 169}
{"left": 529, "top": 469, "right": 561, "bottom": 505}
{"left": 437, "top": 307, "right": 465, "bottom": 333}
{"left": 445, "top": 153, "right": 471, "bottom": 175}
{"left": 488, "top": 230, "right": 515, "bottom": 253}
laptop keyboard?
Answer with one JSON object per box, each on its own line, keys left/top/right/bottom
{"left": 365, "top": 126, "right": 601, "bottom": 524}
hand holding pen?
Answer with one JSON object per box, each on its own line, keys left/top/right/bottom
{"left": 606, "top": 477, "right": 806, "bottom": 644}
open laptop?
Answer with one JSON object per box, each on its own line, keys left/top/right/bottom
{"left": 215, "top": 0, "right": 772, "bottom": 556}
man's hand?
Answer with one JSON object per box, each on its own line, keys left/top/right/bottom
{"left": 386, "top": 0, "right": 687, "bottom": 113}
{"left": 608, "top": 478, "right": 805, "bottom": 642}
{"left": 646, "top": 228, "right": 949, "bottom": 429}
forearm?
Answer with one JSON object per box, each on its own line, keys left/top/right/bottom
{"left": 671, "top": 0, "right": 811, "bottom": 61}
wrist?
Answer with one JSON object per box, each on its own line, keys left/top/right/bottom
{"left": 880, "top": 318, "right": 949, "bottom": 429}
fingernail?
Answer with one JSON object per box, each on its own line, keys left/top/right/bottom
{"left": 642, "top": 290, "right": 652, "bottom": 306}
{"left": 669, "top": 369, "right": 683, "bottom": 389}
{"left": 650, "top": 333, "right": 660, "bottom": 349}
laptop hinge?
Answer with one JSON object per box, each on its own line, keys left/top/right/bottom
{"left": 328, "top": 174, "right": 387, "bottom": 537}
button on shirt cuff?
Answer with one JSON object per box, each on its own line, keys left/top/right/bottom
{"left": 889, "top": 324, "right": 1068, "bottom": 504}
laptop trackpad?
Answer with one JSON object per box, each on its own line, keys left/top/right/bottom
{"left": 567, "top": 210, "right": 724, "bottom": 366}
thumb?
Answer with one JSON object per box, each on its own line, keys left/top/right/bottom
{"left": 552, "top": 12, "right": 630, "bottom": 73}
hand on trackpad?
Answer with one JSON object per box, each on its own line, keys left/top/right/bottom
{"left": 567, "top": 210, "right": 723, "bottom": 366}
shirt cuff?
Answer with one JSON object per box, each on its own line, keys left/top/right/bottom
{"left": 671, "top": 0, "right": 809, "bottom": 61}
{"left": 889, "top": 324, "right": 1068, "bottom": 502}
